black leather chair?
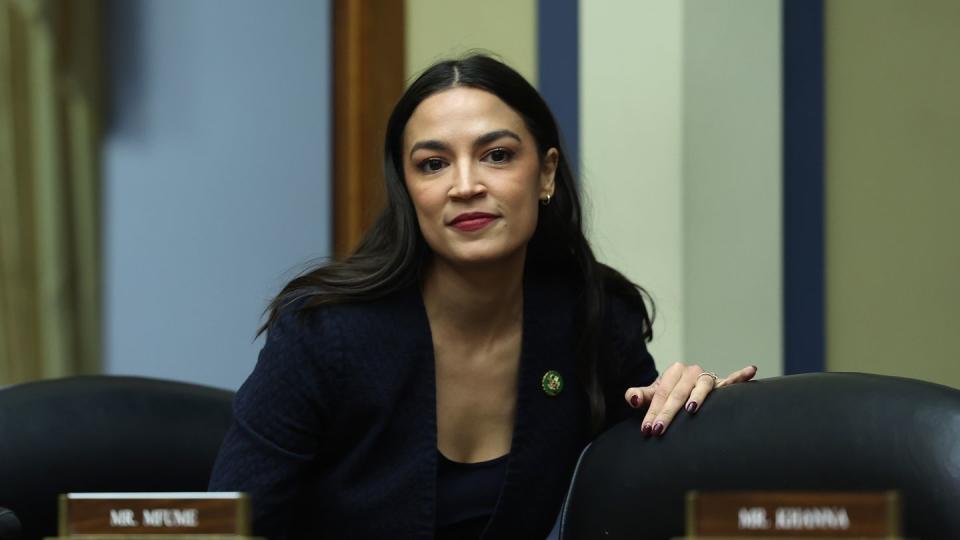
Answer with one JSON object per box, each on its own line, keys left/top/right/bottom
{"left": 558, "top": 372, "right": 960, "bottom": 539}
{"left": 0, "top": 376, "right": 234, "bottom": 540}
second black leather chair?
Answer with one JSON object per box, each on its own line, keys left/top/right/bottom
{"left": 559, "top": 372, "right": 960, "bottom": 539}
{"left": 0, "top": 376, "right": 234, "bottom": 540}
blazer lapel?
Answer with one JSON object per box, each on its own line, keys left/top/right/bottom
{"left": 482, "top": 272, "right": 591, "bottom": 538}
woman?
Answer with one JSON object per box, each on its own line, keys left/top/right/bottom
{"left": 209, "top": 54, "right": 756, "bottom": 539}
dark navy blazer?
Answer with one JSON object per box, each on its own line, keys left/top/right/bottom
{"left": 208, "top": 271, "right": 657, "bottom": 539}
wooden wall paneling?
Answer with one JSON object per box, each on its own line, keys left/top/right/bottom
{"left": 333, "top": 0, "right": 405, "bottom": 259}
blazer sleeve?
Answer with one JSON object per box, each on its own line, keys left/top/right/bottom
{"left": 208, "top": 302, "right": 341, "bottom": 539}
{"left": 601, "top": 293, "right": 659, "bottom": 429}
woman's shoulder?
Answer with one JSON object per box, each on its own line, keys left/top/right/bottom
{"left": 596, "top": 265, "right": 653, "bottom": 350}
{"left": 597, "top": 266, "right": 658, "bottom": 397}
{"left": 529, "top": 264, "right": 649, "bottom": 326}
{"left": 263, "top": 285, "right": 427, "bottom": 354}
{"left": 601, "top": 265, "right": 650, "bottom": 315}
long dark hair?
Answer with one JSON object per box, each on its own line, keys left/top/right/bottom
{"left": 264, "top": 54, "right": 652, "bottom": 433}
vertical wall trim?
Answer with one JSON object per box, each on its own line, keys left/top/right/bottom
{"left": 783, "top": 0, "right": 825, "bottom": 374}
{"left": 333, "top": 0, "right": 405, "bottom": 259}
{"left": 537, "top": 0, "right": 579, "bottom": 174}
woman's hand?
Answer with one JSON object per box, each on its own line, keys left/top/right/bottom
{"left": 624, "top": 362, "right": 757, "bottom": 437}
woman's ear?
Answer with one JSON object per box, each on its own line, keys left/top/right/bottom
{"left": 540, "top": 148, "right": 559, "bottom": 197}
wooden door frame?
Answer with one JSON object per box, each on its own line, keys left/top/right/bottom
{"left": 332, "top": 0, "right": 405, "bottom": 259}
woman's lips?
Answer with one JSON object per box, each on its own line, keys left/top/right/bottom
{"left": 449, "top": 212, "right": 499, "bottom": 232}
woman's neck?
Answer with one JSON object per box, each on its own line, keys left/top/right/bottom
{"left": 421, "top": 251, "right": 525, "bottom": 342}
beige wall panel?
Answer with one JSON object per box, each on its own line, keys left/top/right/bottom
{"left": 582, "top": 0, "right": 686, "bottom": 364}
{"left": 405, "top": 0, "right": 537, "bottom": 83}
{"left": 826, "top": 0, "right": 960, "bottom": 387}
{"left": 583, "top": 0, "right": 783, "bottom": 376}
{"left": 683, "top": 0, "right": 782, "bottom": 378}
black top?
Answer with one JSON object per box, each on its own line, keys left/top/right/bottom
{"left": 435, "top": 450, "right": 509, "bottom": 539}
{"left": 208, "top": 270, "right": 658, "bottom": 539}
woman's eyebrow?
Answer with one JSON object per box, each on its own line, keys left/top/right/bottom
{"left": 409, "top": 130, "right": 522, "bottom": 159}
{"left": 409, "top": 139, "right": 449, "bottom": 158}
{"left": 475, "top": 129, "right": 521, "bottom": 147}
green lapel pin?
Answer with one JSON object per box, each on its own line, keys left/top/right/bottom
{"left": 541, "top": 370, "right": 564, "bottom": 397}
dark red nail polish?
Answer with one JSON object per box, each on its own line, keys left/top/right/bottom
{"left": 641, "top": 423, "right": 652, "bottom": 435}
{"left": 630, "top": 395, "right": 640, "bottom": 408}
{"left": 686, "top": 401, "right": 698, "bottom": 414}
{"left": 653, "top": 421, "right": 664, "bottom": 436}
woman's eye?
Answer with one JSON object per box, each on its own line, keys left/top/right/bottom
{"left": 485, "top": 148, "right": 513, "bottom": 164}
{"left": 419, "top": 158, "right": 446, "bottom": 173}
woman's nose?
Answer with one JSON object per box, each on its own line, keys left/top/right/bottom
{"left": 449, "top": 163, "right": 486, "bottom": 200}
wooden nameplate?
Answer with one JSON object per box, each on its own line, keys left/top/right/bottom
{"left": 684, "top": 490, "right": 902, "bottom": 538}
{"left": 49, "top": 492, "right": 258, "bottom": 539}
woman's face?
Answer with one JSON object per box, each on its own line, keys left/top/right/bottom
{"left": 402, "top": 87, "right": 558, "bottom": 267}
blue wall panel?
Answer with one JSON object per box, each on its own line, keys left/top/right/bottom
{"left": 783, "top": 0, "right": 825, "bottom": 374}
{"left": 103, "top": 0, "right": 332, "bottom": 390}
{"left": 538, "top": 0, "right": 580, "bottom": 174}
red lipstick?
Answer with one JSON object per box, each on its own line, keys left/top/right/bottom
{"left": 449, "top": 212, "right": 498, "bottom": 232}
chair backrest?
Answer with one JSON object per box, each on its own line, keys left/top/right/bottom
{"left": 0, "top": 375, "right": 234, "bottom": 540}
{"left": 559, "top": 372, "right": 960, "bottom": 539}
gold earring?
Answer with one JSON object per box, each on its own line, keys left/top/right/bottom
{"left": 540, "top": 194, "right": 552, "bottom": 206}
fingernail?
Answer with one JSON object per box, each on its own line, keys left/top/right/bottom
{"left": 686, "top": 401, "right": 698, "bottom": 414}
{"left": 641, "top": 423, "right": 652, "bottom": 436}
{"left": 751, "top": 365, "right": 758, "bottom": 371}
{"left": 630, "top": 394, "right": 640, "bottom": 408}
{"left": 653, "top": 421, "right": 664, "bottom": 436}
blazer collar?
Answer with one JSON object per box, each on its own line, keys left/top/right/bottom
{"left": 402, "top": 267, "right": 586, "bottom": 538}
